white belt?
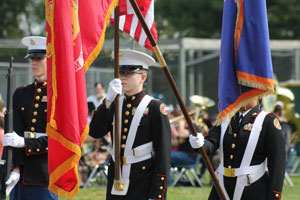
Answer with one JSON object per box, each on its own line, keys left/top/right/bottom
{"left": 111, "top": 95, "right": 153, "bottom": 196}
{"left": 219, "top": 111, "right": 268, "bottom": 200}
{"left": 108, "top": 141, "right": 153, "bottom": 165}
{"left": 24, "top": 131, "right": 48, "bottom": 138}
{"left": 217, "top": 161, "right": 266, "bottom": 186}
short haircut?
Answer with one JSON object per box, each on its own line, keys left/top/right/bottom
{"left": 94, "top": 82, "right": 104, "bottom": 88}
{"left": 273, "top": 105, "right": 282, "bottom": 116}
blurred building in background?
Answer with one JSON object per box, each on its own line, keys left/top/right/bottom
{"left": 0, "top": 38, "right": 300, "bottom": 119}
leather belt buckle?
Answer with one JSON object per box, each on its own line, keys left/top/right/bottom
{"left": 224, "top": 167, "right": 235, "bottom": 177}
{"left": 25, "top": 131, "right": 36, "bottom": 138}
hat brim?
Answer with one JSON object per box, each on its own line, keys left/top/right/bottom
{"left": 119, "top": 65, "right": 148, "bottom": 72}
{"left": 25, "top": 52, "right": 46, "bottom": 59}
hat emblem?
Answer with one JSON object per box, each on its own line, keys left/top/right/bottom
{"left": 30, "top": 39, "right": 36, "bottom": 45}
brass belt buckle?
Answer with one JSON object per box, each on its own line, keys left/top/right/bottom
{"left": 122, "top": 156, "right": 127, "bottom": 165}
{"left": 246, "top": 174, "right": 251, "bottom": 185}
{"left": 25, "top": 131, "right": 36, "bottom": 138}
{"left": 224, "top": 167, "right": 235, "bottom": 177}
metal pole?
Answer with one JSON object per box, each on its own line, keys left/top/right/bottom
{"left": 0, "top": 56, "right": 14, "bottom": 199}
{"left": 295, "top": 49, "right": 300, "bottom": 80}
{"left": 179, "top": 39, "right": 186, "bottom": 103}
{"left": 113, "top": 5, "right": 123, "bottom": 191}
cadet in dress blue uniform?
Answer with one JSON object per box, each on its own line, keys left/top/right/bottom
{"left": 2, "top": 36, "right": 57, "bottom": 200}
{"left": 189, "top": 99, "right": 286, "bottom": 200}
{"left": 89, "top": 49, "right": 171, "bottom": 200}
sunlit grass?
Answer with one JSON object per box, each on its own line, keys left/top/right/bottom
{"left": 60, "top": 175, "right": 300, "bottom": 200}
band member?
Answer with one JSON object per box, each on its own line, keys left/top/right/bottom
{"left": 89, "top": 49, "right": 171, "bottom": 200}
{"left": 2, "top": 36, "right": 57, "bottom": 200}
{"left": 189, "top": 99, "right": 286, "bottom": 200}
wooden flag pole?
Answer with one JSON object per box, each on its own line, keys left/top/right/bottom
{"left": 128, "top": 0, "right": 226, "bottom": 199}
{"left": 113, "top": 5, "right": 123, "bottom": 191}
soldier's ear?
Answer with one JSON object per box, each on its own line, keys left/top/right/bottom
{"left": 141, "top": 73, "right": 147, "bottom": 82}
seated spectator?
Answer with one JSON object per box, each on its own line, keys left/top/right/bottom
{"left": 168, "top": 109, "right": 201, "bottom": 186}
{"left": 79, "top": 102, "right": 110, "bottom": 187}
{"left": 169, "top": 109, "right": 186, "bottom": 152}
{"left": 79, "top": 135, "right": 111, "bottom": 187}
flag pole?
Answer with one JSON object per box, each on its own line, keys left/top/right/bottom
{"left": 128, "top": 0, "right": 226, "bottom": 199}
{"left": 113, "top": 4, "right": 124, "bottom": 191}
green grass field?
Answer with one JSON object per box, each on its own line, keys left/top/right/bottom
{"left": 61, "top": 175, "right": 300, "bottom": 200}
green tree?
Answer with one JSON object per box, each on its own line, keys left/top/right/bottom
{"left": 1, "top": 0, "right": 300, "bottom": 40}
{"left": 268, "top": 0, "right": 300, "bottom": 39}
{"left": 155, "top": 0, "right": 300, "bottom": 40}
{"left": 155, "top": 0, "right": 223, "bottom": 39}
{"left": 0, "top": 0, "right": 45, "bottom": 38}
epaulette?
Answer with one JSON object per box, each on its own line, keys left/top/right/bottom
{"left": 267, "top": 113, "right": 275, "bottom": 118}
{"left": 151, "top": 98, "right": 161, "bottom": 104}
{"left": 17, "top": 84, "right": 31, "bottom": 90}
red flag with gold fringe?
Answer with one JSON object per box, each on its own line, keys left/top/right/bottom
{"left": 46, "top": 0, "right": 117, "bottom": 198}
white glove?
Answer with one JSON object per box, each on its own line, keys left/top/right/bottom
{"left": 106, "top": 78, "right": 122, "bottom": 102}
{"left": 2, "top": 131, "right": 25, "bottom": 148}
{"left": 6, "top": 171, "right": 20, "bottom": 196}
{"left": 189, "top": 133, "right": 205, "bottom": 149}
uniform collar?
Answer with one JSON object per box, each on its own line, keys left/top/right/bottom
{"left": 240, "top": 105, "right": 260, "bottom": 124}
{"left": 34, "top": 80, "right": 47, "bottom": 88}
{"left": 124, "top": 90, "right": 145, "bottom": 102}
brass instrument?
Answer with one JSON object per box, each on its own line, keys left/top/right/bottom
{"left": 262, "top": 82, "right": 300, "bottom": 143}
{"left": 189, "top": 95, "right": 216, "bottom": 108}
{"left": 276, "top": 85, "right": 300, "bottom": 143}
{"left": 169, "top": 110, "right": 196, "bottom": 124}
{"left": 169, "top": 95, "right": 215, "bottom": 135}
{"left": 189, "top": 95, "right": 215, "bottom": 136}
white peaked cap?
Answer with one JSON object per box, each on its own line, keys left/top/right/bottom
{"left": 21, "top": 36, "right": 46, "bottom": 52}
{"left": 275, "top": 101, "right": 284, "bottom": 107}
{"left": 112, "top": 49, "right": 155, "bottom": 69}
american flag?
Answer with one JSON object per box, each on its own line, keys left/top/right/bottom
{"left": 111, "top": 0, "right": 157, "bottom": 51}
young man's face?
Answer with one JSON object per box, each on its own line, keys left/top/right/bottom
{"left": 120, "top": 71, "right": 147, "bottom": 95}
{"left": 30, "top": 57, "right": 47, "bottom": 81}
{"left": 95, "top": 83, "right": 105, "bottom": 98}
{"left": 239, "top": 99, "right": 258, "bottom": 113}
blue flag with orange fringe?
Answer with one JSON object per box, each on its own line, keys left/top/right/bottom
{"left": 216, "top": 0, "right": 274, "bottom": 125}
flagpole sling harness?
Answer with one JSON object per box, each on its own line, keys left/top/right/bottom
{"left": 109, "top": 95, "right": 153, "bottom": 195}
{"left": 217, "top": 111, "right": 267, "bottom": 200}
